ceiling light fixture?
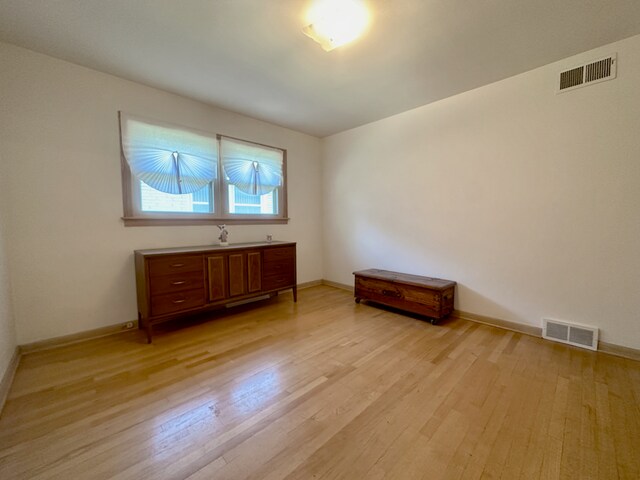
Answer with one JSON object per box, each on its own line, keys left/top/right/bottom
{"left": 303, "top": 0, "right": 370, "bottom": 52}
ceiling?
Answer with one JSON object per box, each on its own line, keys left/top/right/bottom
{"left": 1, "top": 1, "right": 640, "bottom": 137}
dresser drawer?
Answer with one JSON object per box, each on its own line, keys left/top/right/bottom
{"left": 262, "top": 258, "right": 294, "bottom": 276}
{"left": 149, "top": 270, "right": 205, "bottom": 296}
{"left": 148, "top": 255, "right": 203, "bottom": 277}
{"left": 263, "top": 246, "right": 295, "bottom": 264}
{"left": 263, "top": 273, "right": 295, "bottom": 291}
{"left": 151, "top": 288, "right": 206, "bottom": 316}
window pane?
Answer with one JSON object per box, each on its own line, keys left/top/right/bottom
{"left": 227, "top": 185, "right": 276, "bottom": 215}
{"left": 140, "top": 181, "right": 213, "bottom": 213}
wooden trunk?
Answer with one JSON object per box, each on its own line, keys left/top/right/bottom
{"left": 353, "top": 269, "right": 455, "bottom": 324}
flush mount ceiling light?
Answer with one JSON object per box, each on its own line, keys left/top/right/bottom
{"left": 303, "top": 0, "right": 370, "bottom": 52}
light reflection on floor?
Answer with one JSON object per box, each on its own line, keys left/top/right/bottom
{"left": 229, "top": 369, "right": 282, "bottom": 415}
{"left": 149, "top": 368, "right": 282, "bottom": 459}
{"left": 150, "top": 398, "right": 223, "bottom": 459}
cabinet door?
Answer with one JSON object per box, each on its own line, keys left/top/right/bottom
{"left": 207, "top": 255, "right": 227, "bottom": 302}
{"left": 247, "top": 251, "right": 262, "bottom": 293}
{"left": 228, "top": 253, "right": 246, "bottom": 297}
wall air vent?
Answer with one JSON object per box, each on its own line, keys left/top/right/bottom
{"left": 542, "top": 318, "right": 598, "bottom": 351}
{"left": 560, "top": 66, "right": 584, "bottom": 90}
{"left": 557, "top": 53, "right": 617, "bottom": 93}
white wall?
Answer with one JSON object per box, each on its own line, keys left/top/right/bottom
{"left": 323, "top": 35, "right": 640, "bottom": 349}
{"left": 0, "top": 43, "right": 323, "bottom": 344}
{"left": 0, "top": 149, "right": 18, "bottom": 380}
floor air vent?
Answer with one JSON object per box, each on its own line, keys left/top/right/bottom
{"left": 543, "top": 318, "right": 598, "bottom": 351}
{"left": 557, "top": 53, "right": 616, "bottom": 93}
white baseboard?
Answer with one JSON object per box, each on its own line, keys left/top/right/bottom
{"left": 321, "top": 279, "right": 353, "bottom": 292}
{"left": 0, "top": 347, "right": 21, "bottom": 417}
{"left": 298, "top": 279, "right": 323, "bottom": 290}
{"left": 20, "top": 320, "right": 139, "bottom": 354}
{"left": 599, "top": 341, "right": 640, "bottom": 362}
{"left": 451, "top": 310, "right": 543, "bottom": 337}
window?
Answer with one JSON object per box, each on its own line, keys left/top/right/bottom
{"left": 139, "top": 183, "right": 213, "bottom": 213}
{"left": 228, "top": 186, "right": 276, "bottom": 215}
{"left": 119, "top": 113, "right": 288, "bottom": 226}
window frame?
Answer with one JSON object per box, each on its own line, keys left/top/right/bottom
{"left": 119, "top": 114, "right": 288, "bottom": 226}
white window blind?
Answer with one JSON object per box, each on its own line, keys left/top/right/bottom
{"left": 120, "top": 114, "right": 218, "bottom": 195}
{"left": 220, "top": 136, "right": 284, "bottom": 196}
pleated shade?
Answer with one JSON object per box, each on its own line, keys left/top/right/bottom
{"left": 121, "top": 114, "right": 217, "bottom": 195}
{"left": 221, "top": 136, "right": 283, "bottom": 196}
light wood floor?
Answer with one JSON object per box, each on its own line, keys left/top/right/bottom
{"left": 1, "top": 286, "right": 639, "bottom": 480}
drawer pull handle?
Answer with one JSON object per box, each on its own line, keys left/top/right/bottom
{"left": 172, "top": 298, "right": 187, "bottom": 304}
{"left": 171, "top": 281, "right": 187, "bottom": 285}
{"left": 382, "top": 289, "right": 401, "bottom": 298}
{"left": 170, "top": 263, "right": 185, "bottom": 268}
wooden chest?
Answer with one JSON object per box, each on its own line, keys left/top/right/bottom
{"left": 353, "top": 269, "right": 456, "bottom": 324}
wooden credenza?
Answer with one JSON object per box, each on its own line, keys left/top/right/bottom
{"left": 135, "top": 242, "right": 296, "bottom": 342}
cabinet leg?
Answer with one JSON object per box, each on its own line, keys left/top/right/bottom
{"left": 146, "top": 323, "right": 153, "bottom": 344}
{"left": 355, "top": 297, "right": 361, "bottom": 304}
{"left": 292, "top": 286, "right": 297, "bottom": 302}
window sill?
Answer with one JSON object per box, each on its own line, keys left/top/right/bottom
{"left": 122, "top": 216, "right": 290, "bottom": 227}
